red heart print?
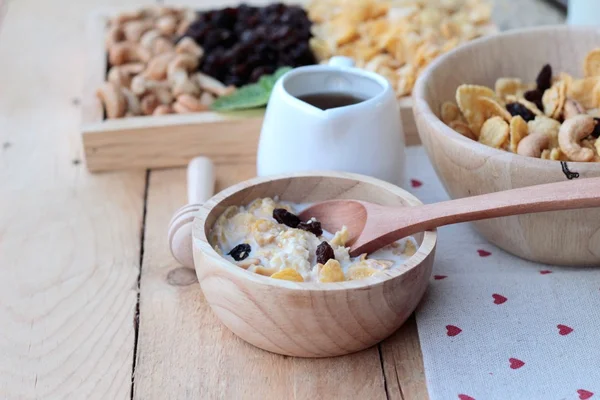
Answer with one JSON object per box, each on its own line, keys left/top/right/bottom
{"left": 540, "top": 270, "right": 552, "bottom": 275}
{"left": 434, "top": 275, "right": 448, "bottom": 280}
{"left": 458, "top": 395, "right": 475, "bottom": 400}
{"left": 557, "top": 324, "right": 573, "bottom": 336}
{"left": 410, "top": 179, "right": 423, "bottom": 188}
{"left": 492, "top": 294, "right": 507, "bottom": 305}
{"left": 446, "top": 325, "right": 462, "bottom": 337}
{"left": 578, "top": 390, "right": 594, "bottom": 399}
{"left": 477, "top": 249, "right": 491, "bottom": 257}
{"left": 509, "top": 358, "right": 525, "bottom": 369}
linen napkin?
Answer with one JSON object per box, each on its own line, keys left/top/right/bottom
{"left": 405, "top": 147, "right": 600, "bottom": 400}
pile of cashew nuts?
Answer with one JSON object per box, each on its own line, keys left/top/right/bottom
{"left": 517, "top": 98, "right": 600, "bottom": 162}
{"left": 97, "top": 6, "right": 235, "bottom": 119}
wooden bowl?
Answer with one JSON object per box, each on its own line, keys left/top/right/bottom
{"left": 192, "top": 172, "right": 437, "bottom": 357}
{"left": 413, "top": 26, "right": 600, "bottom": 266}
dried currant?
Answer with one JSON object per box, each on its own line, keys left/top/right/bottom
{"left": 273, "top": 208, "right": 300, "bottom": 228}
{"left": 506, "top": 102, "right": 536, "bottom": 122}
{"left": 536, "top": 64, "right": 552, "bottom": 92}
{"left": 523, "top": 89, "right": 544, "bottom": 111}
{"left": 592, "top": 118, "right": 600, "bottom": 138}
{"left": 183, "top": 3, "right": 315, "bottom": 87}
{"left": 316, "top": 241, "right": 335, "bottom": 265}
{"left": 228, "top": 243, "right": 251, "bottom": 261}
{"left": 297, "top": 219, "right": 323, "bottom": 236}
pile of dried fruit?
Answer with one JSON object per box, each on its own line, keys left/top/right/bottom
{"left": 307, "top": 0, "right": 493, "bottom": 97}
{"left": 182, "top": 3, "right": 315, "bottom": 87}
{"left": 97, "top": 4, "right": 317, "bottom": 119}
{"left": 441, "top": 48, "right": 600, "bottom": 162}
{"left": 98, "top": 6, "right": 237, "bottom": 118}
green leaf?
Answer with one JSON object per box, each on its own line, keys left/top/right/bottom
{"left": 211, "top": 66, "right": 293, "bottom": 112}
{"left": 211, "top": 83, "right": 271, "bottom": 111}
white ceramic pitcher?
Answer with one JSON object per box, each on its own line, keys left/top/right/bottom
{"left": 256, "top": 57, "right": 405, "bottom": 186}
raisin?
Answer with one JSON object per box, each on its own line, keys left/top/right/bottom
{"left": 506, "top": 102, "right": 536, "bottom": 122}
{"left": 523, "top": 89, "right": 544, "bottom": 111}
{"left": 536, "top": 64, "right": 552, "bottom": 92}
{"left": 273, "top": 208, "right": 300, "bottom": 228}
{"left": 316, "top": 241, "right": 335, "bottom": 265}
{"left": 297, "top": 219, "right": 323, "bottom": 236}
{"left": 228, "top": 243, "right": 251, "bottom": 261}
{"left": 184, "top": 3, "right": 316, "bottom": 87}
{"left": 592, "top": 118, "right": 600, "bottom": 138}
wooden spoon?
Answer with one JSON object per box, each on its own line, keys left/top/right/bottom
{"left": 299, "top": 177, "right": 600, "bottom": 257}
{"left": 168, "top": 157, "right": 215, "bottom": 268}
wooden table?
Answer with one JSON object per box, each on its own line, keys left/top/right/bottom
{"left": 0, "top": 0, "right": 564, "bottom": 397}
{"left": 0, "top": 0, "right": 426, "bottom": 398}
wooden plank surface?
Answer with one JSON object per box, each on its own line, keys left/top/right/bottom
{"left": 0, "top": 0, "right": 150, "bottom": 398}
{"left": 0, "top": 0, "right": 427, "bottom": 398}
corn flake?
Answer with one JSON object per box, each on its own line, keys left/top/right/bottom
{"left": 479, "top": 116, "right": 509, "bottom": 148}
{"left": 567, "top": 77, "right": 600, "bottom": 109}
{"left": 542, "top": 80, "right": 566, "bottom": 119}
{"left": 509, "top": 115, "right": 528, "bottom": 153}
{"left": 495, "top": 78, "right": 522, "bottom": 100}
{"left": 403, "top": 239, "right": 417, "bottom": 257}
{"left": 441, "top": 101, "right": 462, "bottom": 124}
{"left": 346, "top": 264, "right": 379, "bottom": 280}
{"left": 449, "top": 120, "right": 476, "bottom": 140}
{"left": 318, "top": 259, "right": 345, "bottom": 283}
{"left": 271, "top": 268, "right": 304, "bottom": 282}
{"left": 456, "top": 84, "right": 507, "bottom": 135}
{"left": 584, "top": 48, "right": 600, "bottom": 77}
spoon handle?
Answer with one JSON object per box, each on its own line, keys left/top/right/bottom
{"left": 400, "top": 176, "right": 600, "bottom": 234}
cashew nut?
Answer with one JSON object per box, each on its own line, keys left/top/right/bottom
{"left": 170, "top": 71, "right": 200, "bottom": 97}
{"left": 130, "top": 75, "right": 170, "bottom": 96}
{"left": 176, "top": 94, "right": 209, "bottom": 112}
{"left": 140, "top": 93, "right": 160, "bottom": 115}
{"left": 140, "top": 29, "right": 162, "bottom": 49}
{"left": 175, "top": 37, "right": 204, "bottom": 59}
{"left": 108, "top": 42, "right": 151, "bottom": 66}
{"left": 167, "top": 54, "right": 199, "bottom": 77}
{"left": 191, "top": 72, "right": 234, "bottom": 97}
{"left": 563, "top": 98, "right": 585, "bottom": 120}
{"left": 153, "top": 104, "right": 173, "bottom": 116}
{"left": 199, "top": 92, "right": 215, "bottom": 106}
{"left": 107, "top": 63, "right": 146, "bottom": 88}
{"left": 156, "top": 15, "right": 178, "bottom": 36}
{"left": 121, "top": 87, "right": 142, "bottom": 116}
{"left": 177, "top": 19, "right": 193, "bottom": 36}
{"left": 143, "top": 52, "right": 176, "bottom": 80}
{"left": 105, "top": 25, "right": 125, "bottom": 49}
{"left": 152, "top": 37, "right": 174, "bottom": 55}
{"left": 516, "top": 132, "right": 551, "bottom": 158}
{"left": 123, "top": 20, "right": 154, "bottom": 42}
{"left": 558, "top": 114, "right": 596, "bottom": 162}
{"left": 107, "top": 66, "right": 131, "bottom": 87}
{"left": 96, "top": 82, "right": 127, "bottom": 119}
{"left": 154, "top": 87, "right": 174, "bottom": 105}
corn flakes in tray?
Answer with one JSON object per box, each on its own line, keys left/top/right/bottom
{"left": 441, "top": 49, "right": 600, "bottom": 162}
{"left": 307, "top": 0, "right": 494, "bottom": 97}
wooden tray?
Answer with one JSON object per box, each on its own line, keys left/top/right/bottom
{"left": 81, "top": 8, "right": 427, "bottom": 172}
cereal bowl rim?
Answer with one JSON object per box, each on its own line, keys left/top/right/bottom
{"left": 192, "top": 171, "right": 437, "bottom": 291}
{"left": 413, "top": 24, "right": 600, "bottom": 170}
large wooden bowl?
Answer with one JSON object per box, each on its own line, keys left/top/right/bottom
{"left": 192, "top": 172, "right": 437, "bottom": 357}
{"left": 413, "top": 26, "right": 600, "bottom": 266}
